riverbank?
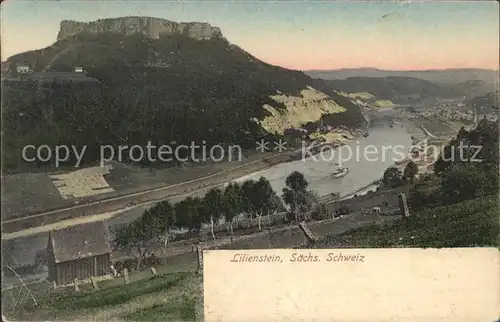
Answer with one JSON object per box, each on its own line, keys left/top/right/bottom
{"left": 339, "top": 179, "right": 382, "bottom": 200}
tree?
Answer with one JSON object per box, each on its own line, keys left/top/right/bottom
{"left": 282, "top": 171, "right": 309, "bottom": 222}
{"left": 174, "top": 199, "right": 192, "bottom": 230}
{"left": 434, "top": 119, "right": 499, "bottom": 176}
{"left": 251, "top": 177, "right": 275, "bottom": 231}
{"left": 240, "top": 180, "right": 256, "bottom": 219}
{"left": 203, "top": 188, "right": 223, "bottom": 240}
{"left": 457, "top": 126, "right": 468, "bottom": 140}
{"left": 306, "top": 190, "right": 328, "bottom": 220}
{"left": 152, "top": 200, "right": 176, "bottom": 246}
{"left": 411, "top": 120, "right": 499, "bottom": 210}
{"left": 189, "top": 197, "right": 205, "bottom": 231}
{"left": 174, "top": 197, "right": 203, "bottom": 232}
{"left": 113, "top": 198, "right": 178, "bottom": 270}
{"left": 440, "top": 164, "right": 495, "bottom": 204}
{"left": 267, "top": 192, "right": 286, "bottom": 223}
{"left": 222, "top": 183, "right": 242, "bottom": 235}
{"left": 113, "top": 208, "right": 163, "bottom": 270}
{"left": 382, "top": 167, "right": 402, "bottom": 188}
{"left": 403, "top": 161, "right": 418, "bottom": 183}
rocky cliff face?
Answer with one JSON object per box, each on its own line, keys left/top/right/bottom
{"left": 57, "top": 16, "right": 224, "bottom": 41}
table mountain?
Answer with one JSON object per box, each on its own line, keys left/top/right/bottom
{"left": 57, "top": 16, "right": 224, "bottom": 41}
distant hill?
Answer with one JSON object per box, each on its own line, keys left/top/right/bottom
{"left": 1, "top": 18, "right": 365, "bottom": 171}
{"left": 324, "top": 76, "right": 447, "bottom": 105}
{"left": 305, "top": 68, "right": 498, "bottom": 85}
{"left": 310, "top": 75, "right": 498, "bottom": 105}
{"left": 306, "top": 68, "right": 498, "bottom": 100}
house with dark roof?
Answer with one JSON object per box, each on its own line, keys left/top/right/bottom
{"left": 47, "top": 221, "right": 113, "bottom": 286}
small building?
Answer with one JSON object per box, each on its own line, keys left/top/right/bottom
{"left": 74, "top": 66, "right": 83, "bottom": 73}
{"left": 47, "top": 221, "right": 113, "bottom": 286}
{"left": 16, "top": 65, "right": 32, "bottom": 73}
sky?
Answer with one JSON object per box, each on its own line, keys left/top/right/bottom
{"left": 1, "top": 0, "right": 498, "bottom": 71}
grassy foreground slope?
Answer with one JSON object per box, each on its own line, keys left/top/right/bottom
{"left": 314, "top": 195, "right": 499, "bottom": 248}
{"left": 3, "top": 30, "right": 365, "bottom": 171}
{"left": 9, "top": 272, "right": 203, "bottom": 321}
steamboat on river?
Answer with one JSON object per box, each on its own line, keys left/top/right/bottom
{"left": 332, "top": 167, "right": 349, "bottom": 178}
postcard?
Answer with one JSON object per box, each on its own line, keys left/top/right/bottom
{"left": 1, "top": 1, "right": 498, "bottom": 321}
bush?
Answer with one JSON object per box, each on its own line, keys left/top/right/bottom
{"left": 113, "top": 261, "right": 124, "bottom": 274}
{"left": 143, "top": 254, "right": 161, "bottom": 267}
{"left": 311, "top": 205, "right": 328, "bottom": 220}
{"left": 123, "top": 259, "right": 137, "bottom": 272}
{"left": 337, "top": 206, "right": 351, "bottom": 216}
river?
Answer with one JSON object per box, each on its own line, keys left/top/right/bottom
{"left": 2, "top": 117, "right": 415, "bottom": 279}
{"left": 235, "top": 122, "right": 413, "bottom": 198}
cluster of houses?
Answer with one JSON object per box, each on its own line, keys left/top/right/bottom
{"left": 406, "top": 100, "right": 480, "bottom": 123}
{"left": 407, "top": 111, "right": 433, "bottom": 119}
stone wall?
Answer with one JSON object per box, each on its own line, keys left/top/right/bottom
{"left": 57, "top": 16, "right": 224, "bottom": 41}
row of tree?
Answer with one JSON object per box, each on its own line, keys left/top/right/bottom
{"left": 114, "top": 171, "right": 316, "bottom": 269}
